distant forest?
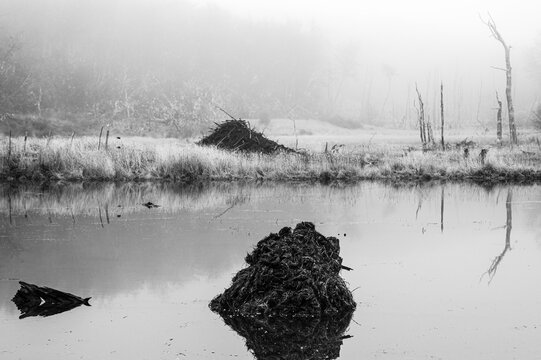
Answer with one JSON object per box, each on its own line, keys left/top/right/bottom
{"left": 0, "top": 0, "right": 364, "bottom": 136}
{"left": 1, "top": 0, "right": 540, "bottom": 137}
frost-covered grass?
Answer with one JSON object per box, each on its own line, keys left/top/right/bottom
{"left": 1, "top": 135, "right": 540, "bottom": 183}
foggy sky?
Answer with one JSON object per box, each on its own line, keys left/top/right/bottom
{"left": 1, "top": 0, "right": 540, "bottom": 125}
{"left": 199, "top": 0, "right": 541, "bottom": 117}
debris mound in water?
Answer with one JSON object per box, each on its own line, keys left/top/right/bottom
{"left": 221, "top": 311, "right": 353, "bottom": 360}
{"left": 198, "top": 119, "right": 292, "bottom": 154}
{"left": 210, "top": 222, "right": 356, "bottom": 318}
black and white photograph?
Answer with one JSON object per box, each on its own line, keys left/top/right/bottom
{"left": 1, "top": 0, "right": 541, "bottom": 359}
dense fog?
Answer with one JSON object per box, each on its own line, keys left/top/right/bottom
{"left": 0, "top": 0, "right": 540, "bottom": 136}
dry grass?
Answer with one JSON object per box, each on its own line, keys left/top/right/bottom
{"left": 1, "top": 135, "right": 540, "bottom": 183}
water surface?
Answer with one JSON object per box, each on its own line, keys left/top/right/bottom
{"left": 1, "top": 182, "right": 540, "bottom": 359}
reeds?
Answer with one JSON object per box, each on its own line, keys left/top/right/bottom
{"left": 1, "top": 135, "right": 540, "bottom": 183}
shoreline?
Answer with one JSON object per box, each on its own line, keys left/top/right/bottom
{"left": 1, "top": 136, "right": 540, "bottom": 185}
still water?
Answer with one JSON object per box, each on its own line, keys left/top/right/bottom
{"left": 0, "top": 182, "right": 540, "bottom": 359}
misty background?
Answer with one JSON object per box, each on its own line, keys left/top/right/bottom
{"left": 1, "top": 0, "right": 540, "bottom": 137}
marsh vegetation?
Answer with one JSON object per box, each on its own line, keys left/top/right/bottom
{"left": 1, "top": 134, "right": 540, "bottom": 183}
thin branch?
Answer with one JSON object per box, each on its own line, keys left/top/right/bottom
{"left": 213, "top": 104, "right": 239, "bottom": 121}
{"left": 531, "top": 110, "right": 541, "bottom": 121}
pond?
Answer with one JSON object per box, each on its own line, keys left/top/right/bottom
{"left": 0, "top": 181, "right": 540, "bottom": 359}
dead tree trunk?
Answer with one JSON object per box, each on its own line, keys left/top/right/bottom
{"left": 496, "top": 91, "right": 503, "bottom": 142}
{"left": 484, "top": 16, "right": 517, "bottom": 144}
{"left": 415, "top": 84, "right": 426, "bottom": 146}
{"left": 415, "top": 105, "right": 423, "bottom": 144}
{"left": 426, "top": 117, "right": 434, "bottom": 145}
{"left": 440, "top": 82, "right": 445, "bottom": 149}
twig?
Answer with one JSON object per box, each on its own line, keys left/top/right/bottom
{"left": 531, "top": 110, "right": 541, "bottom": 121}
{"left": 98, "top": 207, "right": 104, "bottom": 228}
{"left": 214, "top": 104, "right": 238, "bottom": 121}
{"left": 105, "top": 204, "right": 110, "bottom": 224}
{"left": 46, "top": 131, "right": 52, "bottom": 147}
{"left": 7, "top": 130, "right": 12, "bottom": 163}
{"left": 98, "top": 126, "right": 104, "bottom": 150}
{"left": 213, "top": 203, "right": 236, "bottom": 220}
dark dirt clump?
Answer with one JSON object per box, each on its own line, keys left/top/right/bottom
{"left": 198, "top": 119, "right": 293, "bottom": 154}
{"left": 209, "top": 222, "right": 356, "bottom": 318}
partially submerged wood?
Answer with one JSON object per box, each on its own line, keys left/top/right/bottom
{"left": 142, "top": 201, "right": 160, "bottom": 208}
{"left": 12, "top": 281, "right": 91, "bottom": 319}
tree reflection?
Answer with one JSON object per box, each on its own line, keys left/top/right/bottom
{"left": 482, "top": 189, "right": 513, "bottom": 283}
{"left": 440, "top": 186, "right": 445, "bottom": 233}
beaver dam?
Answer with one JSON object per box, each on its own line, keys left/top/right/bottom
{"left": 210, "top": 222, "right": 356, "bottom": 317}
{"left": 198, "top": 119, "right": 293, "bottom": 154}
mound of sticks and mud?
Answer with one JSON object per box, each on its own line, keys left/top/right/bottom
{"left": 198, "top": 119, "right": 293, "bottom": 154}
{"left": 210, "top": 222, "right": 356, "bottom": 359}
{"left": 210, "top": 222, "right": 356, "bottom": 318}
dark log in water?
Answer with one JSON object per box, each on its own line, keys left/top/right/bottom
{"left": 12, "top": 281, "right": 91, "bottom": 319}
{"left": 142, "top": 201, "right": 160, "bottom": 209}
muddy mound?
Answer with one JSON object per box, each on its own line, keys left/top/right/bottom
{"left": 210, "top": 222, "right": 356, "bottom": 318}
{"left": 221, "top": 310, "right": 354, "bottom": 360}
{"left": 198, "top": 119, "right": 292, "bottom": 154}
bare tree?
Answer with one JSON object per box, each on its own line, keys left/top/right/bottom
{"left": 482, "top": 15, "right": 518, "bottom": 144}
{"left": 440, "top": 82, "right": 445, "bottom": 149}
{"left": 496, "top": 91, "right": 503, "bottom": 142}
{"left": 415, "top": 84, "right": 427, "bottom": 146}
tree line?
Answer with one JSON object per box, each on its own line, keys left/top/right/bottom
{"left": 0, "top": 0, "right": 333, "bottom": 136}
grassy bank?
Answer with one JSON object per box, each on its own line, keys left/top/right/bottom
{"left": 1, "top": 136, "right": 540, "bottom": 183}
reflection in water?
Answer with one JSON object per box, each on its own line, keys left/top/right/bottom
{"left": 217, "top": 312, "right": 354, "bottom": 360}
{"left": 0, "top": 182, "right": 252, "bottom": 218}
{"left": 1, "top": 181, "right": 541, "bottom": 360}
{"left": 12, "top": 281, "right": 91, "bottom": 319}
{"left": 8, "top": 191, "right": 12, "bottom": 225}
{"left": 440, "top": 186, "right": 444, "bottom": 233}
{"left": 483, "top": 189, "right": 513, "bottom": 283}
